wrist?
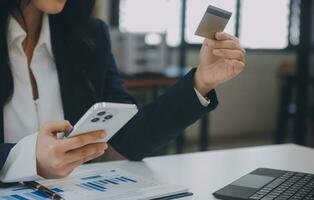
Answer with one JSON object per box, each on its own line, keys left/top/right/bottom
{"left": 194, "top": 68, "right": 216, "bottom": 96}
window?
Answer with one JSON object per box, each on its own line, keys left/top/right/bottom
{"left": 119, "top": 0, "right": 181, "bottom": 46}
{"left": 118, "top": 0, "right": 296, "bottom": 49}
{"left": 240, "top": 0, "right": 290, "bottom": 49}
{"left": 185, "top": 0, "right": 237, "bottom": 44}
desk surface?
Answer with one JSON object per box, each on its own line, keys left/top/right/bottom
{"left": 77, "top": 144, "right": 314, "bottom": 200}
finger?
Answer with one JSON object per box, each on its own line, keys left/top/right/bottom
{"left": 213, "top": 49, "right": 245, "bottom": 62}
{"left": 64, "top": 143, "right": 108, "bottom": 163}
{"left": 42, "top": 121, "right": 73, "bottom": 135}
{"left": 65, "top": 151, "right": 105, "bottom": 171}
{"left": 208, "top": 40, "right": 241, "bottom": 50}
{"left": 206, "top": 39, "right": 246, "bottom": 55}
{"left": 215, "top": 32, "right": 239, "bottom": 42}
{"left": 226, "top": 59, "right": 246, "bottom": 73}
{"left": 203, "top": 39, "right": 215, "bottom": 47}
{"left": 60, "top": 130, "right": 106, "bottom": 151}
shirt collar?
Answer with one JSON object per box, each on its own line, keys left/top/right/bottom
{"left": 7, "top": 15, "right": 26, "bottom": 47}
{"left": 7, "top": 14, "right": 53, "bottom": 57}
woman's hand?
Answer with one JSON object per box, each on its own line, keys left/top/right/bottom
{"left": 194, "top": 32, "right": 246, "bottom": 96}
{"left": 36, "top": 121, "right": 108, "bottom": 179}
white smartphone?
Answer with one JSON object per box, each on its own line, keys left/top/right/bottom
{"left": 64, "top": 102, "right": 138, "bottom": 142}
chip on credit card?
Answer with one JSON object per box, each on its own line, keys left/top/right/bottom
{"left": 195, "top": 5, "right": 232, "bottom": 39}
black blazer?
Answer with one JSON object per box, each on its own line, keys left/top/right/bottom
{"left": 0, "top": 18, "right": 218, "bottom": 172}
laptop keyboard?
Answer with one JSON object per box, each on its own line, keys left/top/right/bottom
{"left": 250, "top": 171, "right": 314, "bottom": 200}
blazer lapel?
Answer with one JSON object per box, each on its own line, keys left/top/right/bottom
{"left": 49, "top": 16, "right": 96, "bottom": 125}
{"left": 49, "top": 17, "right": 78, "bottom": 125}
{"left": 0, "top": 105, "right": 3, "bottom": 143}
{"left": 0, "top": 38, "right": 12, "bottom": 143}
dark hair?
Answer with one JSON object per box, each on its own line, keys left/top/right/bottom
{"left": 0, "top": 0, "right": 96, "bottom": 104}
{"left": 0, "top": 0, "right": 96, "bottom": 33}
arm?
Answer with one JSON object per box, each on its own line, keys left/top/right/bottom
{"left": 0, "top": 134, "right": 39, "bottom": 183}
{"left": 0, "top": 143, "right": 16, "bottom": 187}
{"left": 109, "top": 69, "right": 218, "bottom": 161}
{"left": 0, "top": 143, "right": 15, "bottom": 171}
{"left": 97, "top": 20, "right": 218, "bottom": 161}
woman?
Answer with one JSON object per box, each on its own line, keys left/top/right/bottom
{"left": 0, "top": 0, "right": 246, "bottom": 182}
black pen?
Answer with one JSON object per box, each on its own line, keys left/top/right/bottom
{"left": 22, "top": 181, "right": 65, "bottom": 200}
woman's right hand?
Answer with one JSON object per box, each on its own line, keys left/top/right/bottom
{"left": 36, "top": 120, "right": 108, "bottom": 179}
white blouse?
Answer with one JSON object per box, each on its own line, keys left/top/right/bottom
{"left": 0, "top": 14, "right": 209, "bottom": 183}
{"left": 0, "top": 14, "right": 64, "bottom": 182}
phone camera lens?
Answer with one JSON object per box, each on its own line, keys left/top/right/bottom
{"left": 105, "top": 115, "right": 113, "bottom": 120}
{"left": 91, "top": 118, "right": 100, "bottom": 122}
{"left": 97, "top": 111, "right": 106, "bottom": 116}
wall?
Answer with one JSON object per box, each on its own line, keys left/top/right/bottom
{"left": 169, "top": 45, "right": 297, "bottom": 139}
{"left": 198, "top": 51, "right": 295, "bottom": 138}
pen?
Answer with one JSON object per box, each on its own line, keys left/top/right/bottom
{"left": 22, "top": 181, "right": 65, "bottom": 200}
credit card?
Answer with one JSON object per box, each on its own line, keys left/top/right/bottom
{"left": 195, "top": 5, "right": 232, "bottom": 39}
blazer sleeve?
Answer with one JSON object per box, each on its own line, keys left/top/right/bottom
{"left": 97, "top": 20, "right": 219, "bottom": 161}
{"left": 0, "top": 144, "right": 15, "bottom": 171}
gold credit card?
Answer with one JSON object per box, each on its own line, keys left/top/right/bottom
{"left": 195, "top": 5, "right": 232, "bottom": 39}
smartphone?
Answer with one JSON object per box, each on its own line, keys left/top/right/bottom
{"left": 64, "top": 102, "right": 138, "bottom": 142}
{"left": 195, "top": 5, "right": 232, "bottom": 39}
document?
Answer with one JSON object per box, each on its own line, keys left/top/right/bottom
{"left": 0, "top": 168, "right": 190, "bottom": 200}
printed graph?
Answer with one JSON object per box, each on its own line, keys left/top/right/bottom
{"left": 0, "top": 169, "right": 185, "bottom": 200}
{"left": 1, "top": 187, "right": 64, "bottom": 200}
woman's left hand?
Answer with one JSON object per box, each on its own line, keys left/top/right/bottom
{"left": 194, "top": 32, "right": 246, "bottom": 96}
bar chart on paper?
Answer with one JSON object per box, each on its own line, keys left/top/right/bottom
{"left": 0, "top": 169, "right": 189, "bottom": 200}
{"left": 0, "top": 186, "right": 64, "bottom": 200}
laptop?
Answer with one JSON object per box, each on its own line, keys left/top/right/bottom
{"left": 213, "top": 168, "right": 314, "bottom": 200}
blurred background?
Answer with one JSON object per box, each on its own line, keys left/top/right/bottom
{"left": 93, "top": 0, "right": 314, "bottom": 155}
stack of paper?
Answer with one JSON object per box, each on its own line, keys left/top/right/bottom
{"left": 0, "top": 168, "right": 191, "bottom": 200}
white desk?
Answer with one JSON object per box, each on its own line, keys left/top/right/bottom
{"left": 77, "top": 144, "right": 314, "bottom": 200}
